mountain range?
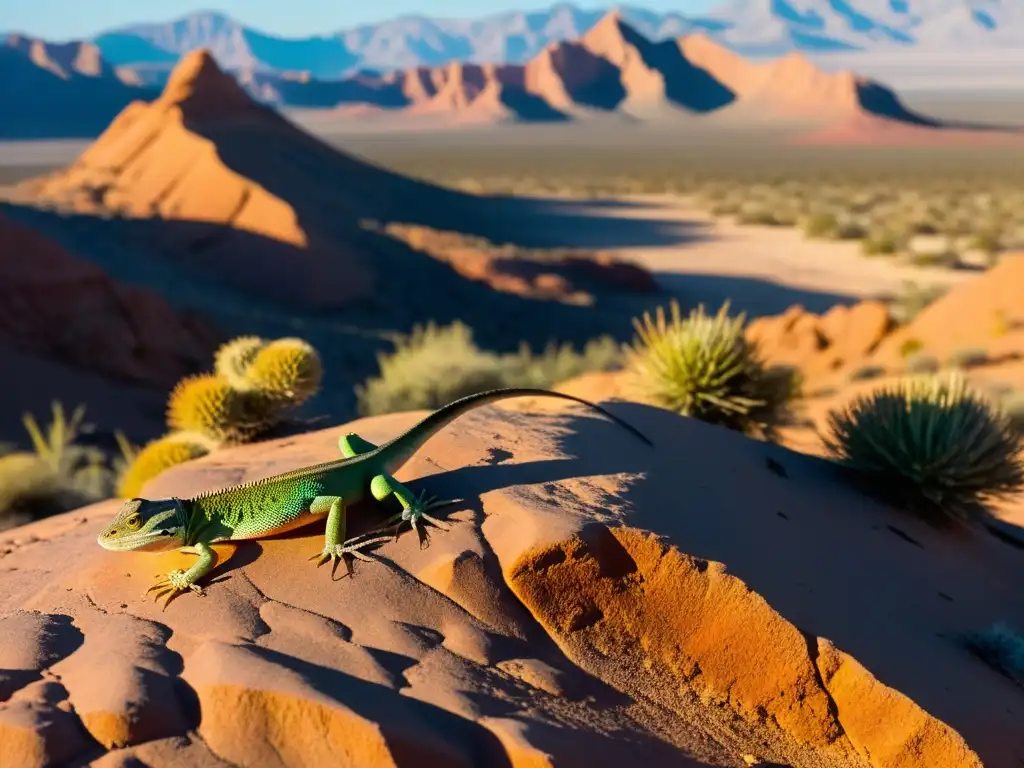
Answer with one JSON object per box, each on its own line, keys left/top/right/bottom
{"left": 2, "top": 11, "right": 960, "bottom": 140}
{"left": 35, "top": 1, "right": 1024, "bottom": 83}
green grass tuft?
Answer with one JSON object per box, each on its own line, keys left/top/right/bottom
{"left": 821, "top": 373, "right": 1024, "bottom": 524}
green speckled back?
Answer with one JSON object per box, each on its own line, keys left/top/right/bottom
{"left": 191, "top": 473, "right": 328, "bottom": 541}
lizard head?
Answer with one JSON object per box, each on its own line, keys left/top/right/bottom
{"left": 97, "top": 497, "right": 186, "bottom": 552}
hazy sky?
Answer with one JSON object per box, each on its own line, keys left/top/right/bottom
{"left": 2, "top": 0, "right": 720, "bottom": 40}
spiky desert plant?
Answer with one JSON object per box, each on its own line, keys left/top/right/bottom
{"left": 213, "top": 335, "right": 267, "bottom": 388}
{"left": 242, "top": 337, "right": 323, "bottom": 407}
{"left": 624, "top": 300, "right": 794, "bottom": 439}
{"left": 116, "top": 431, "right": 217, "bottom": 499}
{"left": 166, "top": 374, "right": 274, "bottom": 445}
{"left": 821, "top": 373, "right": 1024, "bottom": 524}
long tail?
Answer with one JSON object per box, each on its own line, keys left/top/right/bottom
{"left": 374, "top": 387, "right": 652, "bottom": 471}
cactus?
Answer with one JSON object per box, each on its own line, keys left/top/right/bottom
{"left": 243, "top": 337, "right": 323, "bottom": 406}
{"left": 214, "top": 335, "right": 268, "bottom": 388}
{"left": 116, "top": 432, "right": 216, "bottom": 499}
{"left": 166, "top": 373, "right": 275, "bottom": 444}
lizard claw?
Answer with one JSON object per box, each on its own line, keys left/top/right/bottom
{"left": 310, "top": 533, "right": 392, "bottom": 579}
{"left": 144, "top": 569, "right": 204, "bottom": 610}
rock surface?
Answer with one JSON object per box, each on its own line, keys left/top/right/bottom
{"left": 1, "top": 399, "right": 1018, "bottom": 767}
{"left": 0, "top": 210, "right": 218, "bottom": 388}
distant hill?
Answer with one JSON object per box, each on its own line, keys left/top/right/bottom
{"left": 0, "top": 34, "right": 157, "bottom": 139}
{"left": 88, "top": 2, "right": 1024, "bottom": 81}
{"left": 0, "top": 13, "right": 964, "bottom": 140}
{"left": 222, "top": 12, "right": 941, "bottom": 133}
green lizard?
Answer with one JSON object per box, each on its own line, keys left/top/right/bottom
{"left": 97, "top": 387, "right": 651, "bottom": 607}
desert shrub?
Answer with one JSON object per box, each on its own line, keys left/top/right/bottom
{"left": 860, "top": 230, "right": 901, "bottom": 256}
{"left": 904, "top": 352, "right": 939, "bottom": 374}
{"left": 736, "top": 207, "right": 782, "bottom": 226}
{"left": 899, "top": 338, "right": 924, "bottom": 358}
{"left": 945, "top": 347, "right": 990, "bottom": 370}
{"left": 801, "top": 212, "right": 839, "bottom": 239}
{"left": 821, "top": 373, "right": 1024, "bottom": 524}
{"left": 623, "top": 300, "right": 795, "bottom": 440}
{"left": 356, "top": 321, "right": 622, "bottom": 417}
{"left": 848, "top": 364, "right": 886, "bottom": 382}
{"left": 963, "top": 623, "right": 1024, "bottom": 686}
{"left": 0, "top": 403, "right": 113, "bottom": 530}
{"left": 909, "top": 249, "right": 960, "bottom": 269}
{"left": 504, "top": 337, "right": 622, "bottom": 389}
{"left": 835, "top": 220, "right": 868, "bottom": 240}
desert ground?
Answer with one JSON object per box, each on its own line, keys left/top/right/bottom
{"left": 2, "top": 56, "right": 1024, "bottom": 768}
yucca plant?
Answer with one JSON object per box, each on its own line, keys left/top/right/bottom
{"left": 821, "top": 373, "right": 1024, "bottom": 524}
{"left": 624, "top": 300, "right": 795, "bottom": 439}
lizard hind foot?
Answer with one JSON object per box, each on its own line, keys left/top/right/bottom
{"left": 310, "top": 532, "right": 393, "bottom": 579}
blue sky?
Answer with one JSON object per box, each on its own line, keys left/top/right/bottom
{"left": 2, "top": 1, "right": 720, "bottom": 40}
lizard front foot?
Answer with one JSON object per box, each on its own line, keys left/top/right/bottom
{"left": 308, "top": 533, "right": 392, "bottom": 578}
{"left": 145, "top": 569, "right": 204, "bottom": 610}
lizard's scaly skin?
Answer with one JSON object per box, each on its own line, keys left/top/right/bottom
{"left": 97, "top": 387, "right": 652, "bottom": 607}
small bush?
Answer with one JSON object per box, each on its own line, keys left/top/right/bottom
{"left": 945, "top": 347, "right": 990, "bottom": 370}
{"left": 802, "top": 212, "right": 839, "bottom": 239}
{"left": 356, "top": 321, "right": 622, "bottom": 417}
{"left": 848, "top": 364, "right": 886, "bottom": 382}
{"left": 905, "top": 352, "right": 939, "bottom": 374}
{"left": 963, "top": 622, "right": 1024, "bottom": 686}
{"left": 623, "top": 300, "right": 794, "bottom": 439}
{"left": 821, "top": 374, "right": 1024, "bottom": 524}
{"left": 860, "top": 231, "right": 901, "bottom": 256}
{"left": 899, "top": 338, "right": 924, "bottom": 358}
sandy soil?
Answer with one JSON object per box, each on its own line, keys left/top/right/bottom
{"left": 518, "top": 192, "right": 973, "bottom": 317}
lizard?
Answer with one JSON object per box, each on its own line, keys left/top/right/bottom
{"left": 97, "top": 387, "right": 652, "bottom": 607}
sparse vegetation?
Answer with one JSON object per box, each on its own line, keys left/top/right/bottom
{"left": 848, "top": 364, "right": 886, "bottom": 382}
{"left": 355, "top": 320, "right": 621, "bottom": 416}
{"left": 899, "top": 338, "right": 924, "bottom": 358}
{"left": 622, "top": 300, "right": 796, "bottom": 440}
{"left": 0, "top": 403, "right": 116, "bottom": 530}
{"left": 963, "top": 622, "right": 1024, "bottom": 686}
{"left": 345, "top": 135, "right": 1024, "bottom": 271}
{"left": 945, "top": 347, "right": 990, "bottom": 370}
{"left": 821, "top": 373, "right": 1024, "bottom": 524}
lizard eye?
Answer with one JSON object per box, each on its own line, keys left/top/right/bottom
{"left": 125, "top": 515, "right": 142, "bottom": 530}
